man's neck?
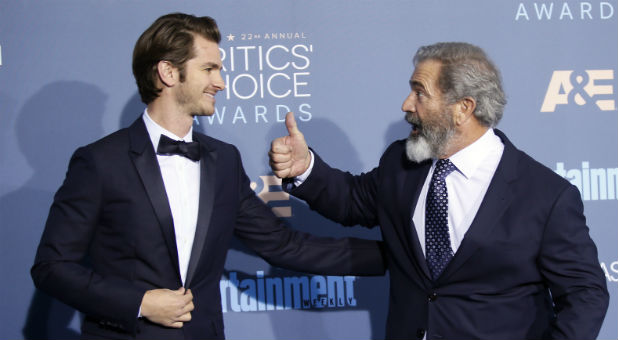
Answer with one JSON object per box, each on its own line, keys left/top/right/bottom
{"left": 439, "top": 125, "right": 489, "bottom": 159}
{"left": 147, "top": 100, "right": 193, "bottom": 138}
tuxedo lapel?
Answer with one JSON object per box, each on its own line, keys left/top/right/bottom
{"left": 128, "top": 118, "right": 182, "bottom": 284}
{"left": 184, "top": 134, "right": 217, "bottom": 288}
{"left": 439, "top": 130, "right": 519, "bottom": 282}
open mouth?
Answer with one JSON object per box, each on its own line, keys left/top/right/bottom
{"left": 405, "top": 112, "right": 421, "bottom": 136}
{"left": 409, "top": 121, "right": 421, "bottom": 137}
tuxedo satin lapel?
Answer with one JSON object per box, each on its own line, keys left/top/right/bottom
{"left": 184, "top": 137, "right": 217, "bottom": 288}
{"left": 438, "top": 130, "right": 518, "bottom": 283}
{"left": 400, "top": 160, "right": 433, "bottom": 283}
{"left": 128, "top": 119, "right": 181, "bottom": 283}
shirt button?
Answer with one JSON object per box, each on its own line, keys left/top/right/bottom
{"left": 428, "top": 292, "right": 438, "bottom": 302}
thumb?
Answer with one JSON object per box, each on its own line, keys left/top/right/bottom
{"left": 285, "top": 112, "right": 302, "bottom": 137}
{"left": 175, "top": 287, "right": 186, "bottom": 295}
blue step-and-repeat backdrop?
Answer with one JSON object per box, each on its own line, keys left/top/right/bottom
{"left": 1, "top": 1, "right": 616, "bottom": 339}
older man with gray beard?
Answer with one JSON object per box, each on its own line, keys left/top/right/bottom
{"left": 269, "top": 42, "right": 609, "bottom": 339}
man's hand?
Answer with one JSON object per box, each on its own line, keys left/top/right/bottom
{"left": 269, "top": 112, "right": 311, "bottom": 178}
{"left": 140, "top": 287, "right": 194, "bottom": 328}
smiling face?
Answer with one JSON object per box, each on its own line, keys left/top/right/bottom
{"left": 401, "top": 59, "right": 457, "bottom": 162}
{"left": 173, "top": 34, "right": 225, "bottom": 117}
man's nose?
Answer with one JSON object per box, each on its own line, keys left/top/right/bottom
{"left": 402, "top": 92, "right": 416, "bottom": 113}
{"left": 213, "top": 72, "right": 225, "bottom": 91}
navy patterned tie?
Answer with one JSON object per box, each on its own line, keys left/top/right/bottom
{"left": 425, "top": 159, "right": 456, "bottom": 280}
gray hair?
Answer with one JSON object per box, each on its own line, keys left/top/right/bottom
{"left": 413, "top": 42, "right": 506, "bottom": 127}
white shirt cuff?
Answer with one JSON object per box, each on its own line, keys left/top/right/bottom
{"left": 293, "top": 149, "right": 314, "bottom": 187}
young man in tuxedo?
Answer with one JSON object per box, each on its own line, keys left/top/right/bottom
{"left": 269, "top": 42, "right": 609, "bottom": 339}
{"left": 32, "top": 13, "right": 384, "bottom": 339}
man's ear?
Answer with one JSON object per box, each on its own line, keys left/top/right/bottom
{"left": 454, "top": 97, "right": 477, "bottom": 125}
{"left": 157, "top": 60, "right": 179, "bottom": 87}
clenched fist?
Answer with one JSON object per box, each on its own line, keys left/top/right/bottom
{"left": 140, "top": 287, "right": 194, "bottom": 328}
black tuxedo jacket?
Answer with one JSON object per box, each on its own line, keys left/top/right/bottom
{"left": 32, "top": 118, "right": 384, "bottom": 339}
{"left": 288, "top": 130, "right": 608, "bottom": 339}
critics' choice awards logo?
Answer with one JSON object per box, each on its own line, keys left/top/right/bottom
{"left": 200, "top": 32, "right": 313, "bottom": 125}
{"left": 541, "top": 70, "right": 616, "bottom": 112}
{"left": 515, "top": 1, "right": 615, "bottom": 21}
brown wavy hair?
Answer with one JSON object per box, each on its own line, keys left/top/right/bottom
{"left": 132, "top": 13, "right": 221, "bottom": 104}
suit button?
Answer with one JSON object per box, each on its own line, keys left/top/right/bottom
{"left": 428, "top": 292, "right": 437, "bottom": 301}
{"left": 416, "top": 328, "right": 426, "bottom": 338}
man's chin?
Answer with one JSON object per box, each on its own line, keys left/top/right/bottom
{"left": 191, "top": 109, "right": 215, "bottom": 117}
{"left": 405, "top": 137, "right": 432, "bottom": 163}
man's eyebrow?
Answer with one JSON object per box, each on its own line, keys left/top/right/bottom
{"left": 201, "top": 61, "right": 221, "bottom": 69}
{"left": 410, "top": 80, "right": 425, "bottom": 90}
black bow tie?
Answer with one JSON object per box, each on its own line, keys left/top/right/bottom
{"left": 157, "top": 135, "right": 201, "bottom": 161}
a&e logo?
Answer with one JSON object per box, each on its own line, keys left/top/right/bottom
{"left": 541, "top": 70, "right": 615, "bottom": 112}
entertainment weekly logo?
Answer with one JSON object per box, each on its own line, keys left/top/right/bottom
{"left": 197, "top": 32, "right": 314, "bottom": 126}
{"left": 228, "top": 175, "right": 362, "bottom": 313}
{"left": 554, "top": 161, "right": 618, "bottom": 201}
{"left": 541, "top": 69, "right": 616, "bottom": 112}
{"left": 220, "top": 270, "right": 359, "bottom": 313}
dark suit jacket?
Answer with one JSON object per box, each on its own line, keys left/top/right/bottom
{"left": 288, "top": 129, "right": 609, "bottom": 339}
{"left": 31, "top": 118, "right": 384, "bottom": 339}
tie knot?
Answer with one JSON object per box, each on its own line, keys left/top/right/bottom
{"left": 433, "top": 159, "right": 456, "bottom": 181}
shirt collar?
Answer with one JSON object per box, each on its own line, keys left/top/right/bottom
{"left": 142, "top": 109, "right": 194, "bottom": 150}
{"left": 447, "top": 128, "right": 503, "bottom": 179}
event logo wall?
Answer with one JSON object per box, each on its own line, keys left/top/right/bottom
{"left": 222, "top": 175, "right": 360, "bottom": 313}
{"left": 251, "top": 175, "right": 291, "bottom": 217}
{"left": 546, "top": 69, "right": 617, "bottom": 200}
{"left": 201, "top": 32, "right": 313, "bottom": 125}
{"left": 515, "top": 1, "right": 615, "bottom": 21}
{"left": 220, "top": 271, "right": 358, "bottom": 312}
{"left": 541, "top": 70, "right": 615, "bottom": 112}
{"left": 222, "top": 174, "right": 361, "bottom": 313}
{"left": 555, "top": 162, "right": 618, "bottom": 201}
{"left": 601, "top": 261, "right": 618, "bottom": 282}
{"left": 555, "top": 161, "right": 618, "bottom": 284}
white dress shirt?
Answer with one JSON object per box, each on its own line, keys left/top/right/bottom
{"left": 143, "top": 110, "right": 200, "bottom": 285}
{"left": 413, "top": 128, "right": 504, "bottom": 255}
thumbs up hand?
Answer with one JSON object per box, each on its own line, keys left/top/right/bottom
{"left": 269, "top": 112, "right": 311, "bottom": 178}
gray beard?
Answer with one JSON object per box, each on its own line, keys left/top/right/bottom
{"left": 405, "top": 120, "right": 455, "bottom": 163}
{"left": 405, "top": 135, "right": 434, "bottom": 163}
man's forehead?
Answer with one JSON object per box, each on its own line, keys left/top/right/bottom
{"left": 410, "top": 60, "right": 441, "bottom": 85}
{"left": 193, "top": 35, "right": 219, "bottom": 51}
{"left": 190, "top": 36, "right": 222, "bottom": 63}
